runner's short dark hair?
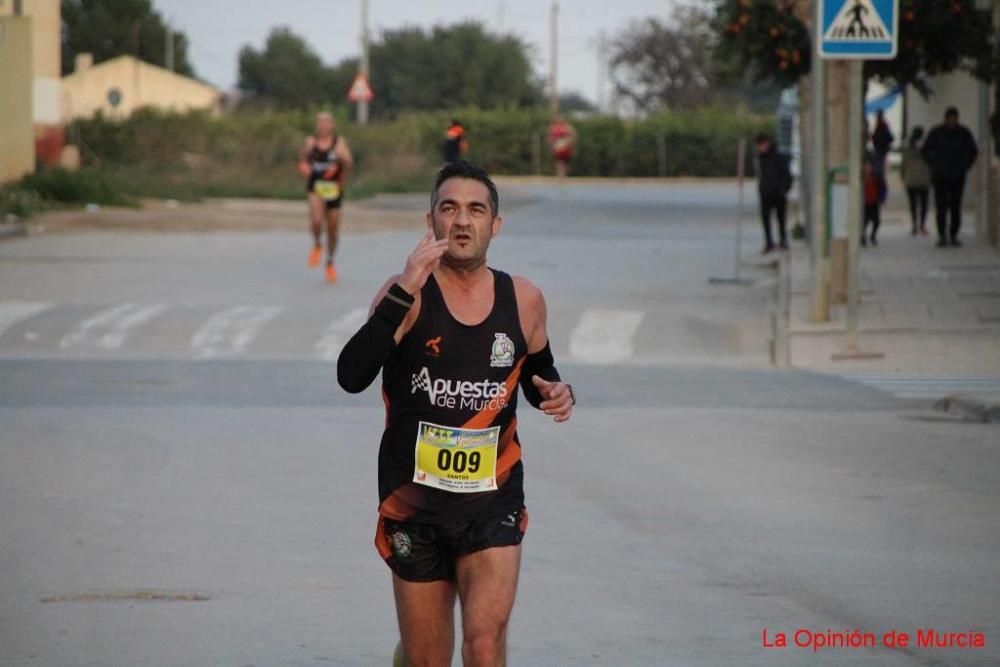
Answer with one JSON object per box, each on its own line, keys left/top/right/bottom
{"left": 431, "top": 160, "right": 500, "bottom": 217}
{"left": 755, "top": 133, "right": 771, "bottom": 144}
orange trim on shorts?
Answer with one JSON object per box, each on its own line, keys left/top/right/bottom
{"left": 374, "top": 515, "right": 392, "bottom": 559}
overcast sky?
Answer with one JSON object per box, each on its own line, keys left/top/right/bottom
{"left": 151, "top": 0, "right": 681, "bottom": 106}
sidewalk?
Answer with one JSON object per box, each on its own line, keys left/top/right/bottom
{"left": 789, "top": 193, "right": 1000, "bottom": 421}
{"left": 787, "top": 199, "right": 1000, "bottom": 384}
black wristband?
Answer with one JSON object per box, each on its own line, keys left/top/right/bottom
{"left": 374, "top": 283, "right": 415, "bottom": 327}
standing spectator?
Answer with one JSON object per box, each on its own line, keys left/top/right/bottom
{"left": 755, "top": 133, "right": 793, "bottom": 253}
{"left": 861, "top": 158, "right": 887, "bottom": 247}
{"left": 548, "top": 115, "right": 577, "bottom": 178}
{"left": 922, "top": 107, "right": 978, "bottom": 247}
{"left": 871, "top": 109, "right": 894, "bottom": 178}
{"left": 442, "top": 118, "right": 469, "bottom": 165}
{"left": 900, "top": 127, "right": 931, "bottom": 236}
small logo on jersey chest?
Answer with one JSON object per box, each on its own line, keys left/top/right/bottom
{"left": 425, "top": 336, "right": 442, "bottom": 357}
{"left": 490, "top": 332, "right": 515, "bottom": 368}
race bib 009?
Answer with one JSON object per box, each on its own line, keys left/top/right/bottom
{"left": 314, "top": 180, "right": 341, "bottom": 201}
{"left": 413, "top": 421, "right": 499, "bottom": 493}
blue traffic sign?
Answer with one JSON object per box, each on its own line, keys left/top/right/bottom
{"left": 819, "top": 0, "right": 898, "bottom": 60}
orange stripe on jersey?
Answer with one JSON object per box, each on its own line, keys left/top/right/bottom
{"left": 378, "top": 484, "right": 422, "bottom": 521}
{"left": 493, "top": 416, "right": 521, "bottom": 477}
{"left": 462, "top": 357, "right": 524, "bottom": 430}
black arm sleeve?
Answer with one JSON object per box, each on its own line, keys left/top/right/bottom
{"left": 337, "top": 284, "right": 414, "bottom": 393}
{"left": 518, "top": 341, "right": 561, "bottom": 409}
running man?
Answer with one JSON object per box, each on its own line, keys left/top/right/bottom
{"left": 548, "top": 115, "right": 577, "bottom": 178}
{"left": 337, "top": 161, "right": 575, "bottom": 665}
{"left": 297, "top": 112, "right": 354, "bottom": 283}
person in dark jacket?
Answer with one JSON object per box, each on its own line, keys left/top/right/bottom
{"left": 442, "top": 118, "right": 469, "bottom": 165}
{"left": 870, "top": 110, "right": 894, "bottom": 177}
{"left": 755, "top": 133, "right": 793, "bottom": 253}
{"left": 922, "top": 107, "right": 978, "bottom": 247}
{"left": 861, "top": 158, "right": 887, "bottom": 247}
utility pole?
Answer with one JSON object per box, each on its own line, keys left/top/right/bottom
{"left": 165, "top": 21, "right": 174, "bottom": 72}
{"left": 358, "top": 0, "right": 370, "bottom": 125}
{"left": 549, "top": 1, "right": 559, "bottom": 115}
{"left": 595, "top": 30, "right": 607, "bottom": 113}
{"left": 810, "top": 1, "right": 829, "bottom": 322}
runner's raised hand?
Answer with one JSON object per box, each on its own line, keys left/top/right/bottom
{"left": 398, "top": 231, "right": 450, "bottom": 295}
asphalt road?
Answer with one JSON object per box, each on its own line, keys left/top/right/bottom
{"left": 1, "top": 181, "right": 998, "bottom": 666}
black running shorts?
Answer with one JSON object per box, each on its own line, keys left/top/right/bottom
{"left": 375, "top": 508, "right": 528, "bottom": 582}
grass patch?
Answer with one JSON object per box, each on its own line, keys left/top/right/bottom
{"left": 2, "top": 167, "right": 136, "bottom": 220}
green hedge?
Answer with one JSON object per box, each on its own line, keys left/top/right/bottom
{"left": 1, "top": 167, "right": 135, "bottom": 219}
{"left": 64, "top": 107, "right": 774, "bottom": 201}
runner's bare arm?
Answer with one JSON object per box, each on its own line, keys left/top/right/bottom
{"left": 335, "top": 137, "right": 355, "bottom": 174}
{"left": 513, "top": 277, "right": 574, "bottom": 422}
{"left": 337, "top": 232, "right": 448, "bottom": 392}
{"left": 297, "top": 137, "right": 315, "bottom": 177}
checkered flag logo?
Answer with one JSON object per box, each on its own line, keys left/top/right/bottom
{"left": 411, "top": 367, "right": 431, "bottom": 394}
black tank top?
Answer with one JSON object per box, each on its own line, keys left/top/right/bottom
{"left": 307, "top": 135, "right": 341, "bottom": 190}
{"left": 377, "top": 269, "right": 527, "bottom": 524}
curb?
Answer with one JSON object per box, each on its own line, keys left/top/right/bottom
{"left": 933, "top": 395, "right": 1000, "bottom": 423}
{"left": 0, "top": 221, "right": 28, "bottom": 240}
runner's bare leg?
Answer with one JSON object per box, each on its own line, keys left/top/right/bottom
{"left": 308, "top": 193, "right": 324, "bottom": 247}
{"left": 325, "top": 208, "right": 341, "bottom": 263}
{"left": 393, "top": 576, "right": 457, "bottom": 665}
{"left": 456, "top": 544, "right": 522, "bottom": 667}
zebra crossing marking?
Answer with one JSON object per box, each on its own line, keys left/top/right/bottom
{"left": 60, "top": 303, "right": 168, "bottom": 349}
{"left": 316, "top": 307, "right": 368, "bottom": 361}
{"left": 190, "top": 305, "right": 282, "bottom": 358}
{"left": 0, "top": 301, "right": 53, "bottom": 338}
{"left": 568, "top": 309, "right": 644, "bottom": 365}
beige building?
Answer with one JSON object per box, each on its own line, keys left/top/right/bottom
{"left": 0, "top": 0, "right": 61, "bottom": 182}
{"left": 0, "top": 14, "right": 35, "bottom": 183}
{"left": 61, "top": 54, "right": 222, "bottom": 121}
{"left": 0, "top": 0, "right": 60, "bottom": 125}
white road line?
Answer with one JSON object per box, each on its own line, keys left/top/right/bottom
{"left": 60, "top": 303, "right": 167, "bottom": 349}
{"left": 0, "top": 301, "right": 53, "bottom": 338}
{"left": 568, "top": 309, "right": 645, "bottom": 364}
{"left": 190, "top": 305, "right": 282, "bottom": 358}
{"left": 316, "top": 307, "right": 368, "bottom": 361}
{"left": 823, "top": 372, "right": 1000, "bottom": 399}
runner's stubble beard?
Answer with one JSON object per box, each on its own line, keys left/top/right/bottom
{"left": 434, "top": 216, "right": 491, "bottom": 274}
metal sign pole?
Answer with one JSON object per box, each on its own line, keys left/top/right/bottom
{"left": 820, "top": 0, "right": 893, "bottom": 361}
{"left": 810, "top": 0, "right": 829, "bottom": 322}
{"left": 708, "top": 138, "right": 753, "bottom": 286}
{"left": 845, "top": 60, "right": 863, "bottom": 352}
{"left": 734, "top": 137, "right": 747, "bottom": 281}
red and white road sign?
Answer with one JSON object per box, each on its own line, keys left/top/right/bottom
{"left": 347, "top": 72, "right": 374, "bottom": 102}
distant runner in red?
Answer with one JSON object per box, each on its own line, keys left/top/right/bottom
{"left": 297, "top": 112, "right": 354, "bottom": 284}
{"left": 338, "top": 161, "right": 575, "bottom": 666}
{"left": 548, "top": 115, "right": 577, "bottom": 178}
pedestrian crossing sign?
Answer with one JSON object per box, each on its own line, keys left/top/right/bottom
{"left": 819, "top": 0, "right": 898, "bottom": 60}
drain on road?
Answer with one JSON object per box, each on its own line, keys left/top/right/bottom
{"left": 41, "top": 591, "right": 210, "bottom": 603}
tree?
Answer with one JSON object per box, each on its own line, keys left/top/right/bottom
{"left": 238, "top": 28, "right": 336, "bottom": 109}
{"left": 61, "top": 0, "right": 195, "bottom": 76}
{"left": 368, "top": 22, "right": 541, "bottom": 116}
{"left": 713, "top": 0, "right": 996, "bottom": 94}
{"left": 559, "top": 92, "right": 596, "bottom": 114}
{"left": 608, "top": 8, "right": 718, "bottom": 113}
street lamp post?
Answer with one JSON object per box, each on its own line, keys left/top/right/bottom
{"left": 359, "top": 0, "right": 370, "bottom": 125}
{"left": 549, "top": 1, "right": 559, "bottom": 115}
